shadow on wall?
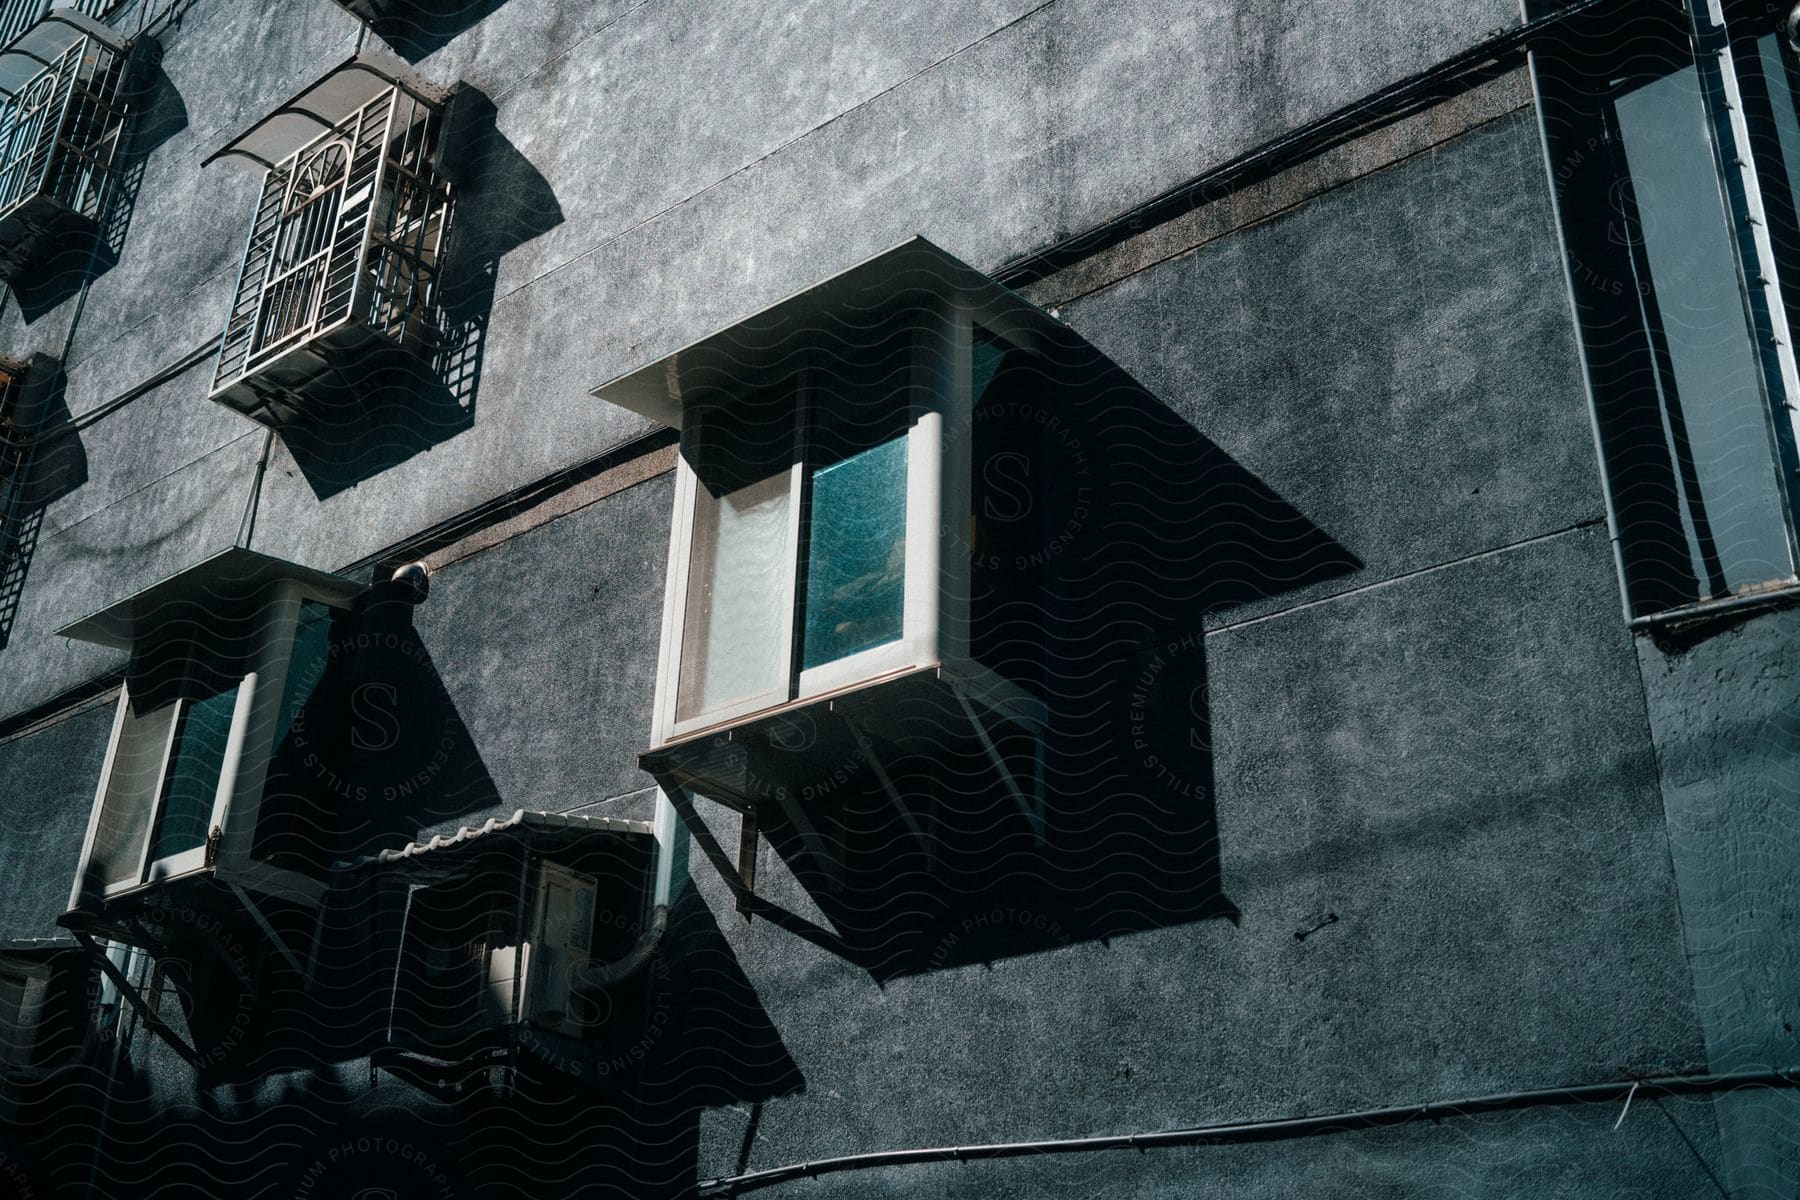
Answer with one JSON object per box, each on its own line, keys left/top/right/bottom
{"left": 683, "top": 338, "right": 1361, "bottom": 982}
{"left": 25, "top": 870, "right": 799, "bottom": 1198}
{"left": 0, "top": 360, "right": 85, "bottom": 650}
{"left": 298, "top": 584, "right": 508, "bottom": 862}
{"left": 364, "top": 0, "right": 522, "bottom": 63}
{"left": 278, "top": 87, "right": 562, "bottom": 501}
{"left": 12, "top": 53, "right": 187, "bottom": 323}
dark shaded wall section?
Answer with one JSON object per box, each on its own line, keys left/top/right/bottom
{"left": 672, "top": 112, "right": 1729, "bottom": 1195}
{"left": 0, "top": 702, "right": 114, "bottom": 940}
{"left": 1638, "top": 606, "right": 1800, "bottom": 1197}
{"left": 362, "top": 470, "right": 676, "bottom": 850}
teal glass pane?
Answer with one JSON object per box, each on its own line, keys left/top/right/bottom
{"left": 275, "top": 602, "right": 334, "bottom": 749}
{"left": 972, "top": 329, "right": 1006, "bottom": 404}
{"left": 150, "top": 684, "right": 239, "bottom": 862}
{"left": 802, "top": 436, "right": 907, "bottom": 670}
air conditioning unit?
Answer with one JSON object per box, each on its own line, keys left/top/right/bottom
{"left": 478, "top": 862, "right": 598, "bottom": 1038}
{"left": 0, "top": 958, "right": 49, "bottom": 1071}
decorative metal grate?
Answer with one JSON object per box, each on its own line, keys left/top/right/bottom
{"left": 0, "top": 14, "right": 130, "bottom": 252}
{"left": 0, "top": 0, "right": 117, "bottom": 53}
{"left": 210, "top": 82, "right": 453, "bottom": 412}
{"left": 0, "top": 357, "right": 34, "bottom": 650}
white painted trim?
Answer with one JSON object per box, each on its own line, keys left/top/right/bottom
{"left": 648, "top": 457, "right": 694, "bottom": 748}
{"left": 134, "top": 695, "right": 188, "bottom": 887}
{"left": 68, "top": 684, "right": 131, "bottom": 911}
{"left": 796, "top": 637, "right": 915, "bottom": 698}
{"left": 938, "top": 299, "right": 975, "bottom": 666}
{"left": 215, "top": 584, "right": 300, "bottom": 873}
{"left": 205, "top": 671, "right": 258, "bottom": 867}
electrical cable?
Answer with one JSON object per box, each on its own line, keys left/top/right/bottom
{"left": 698, "top": 1066, "right": 1800, "bottom": 1197}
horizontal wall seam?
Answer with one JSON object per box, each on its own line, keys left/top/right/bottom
{"left": 337, "top": 426, "right": 678, "bottom": 580}
{"left": 0, "top": 680, "right": 118, "bottom": 748}
{"left": 484, "top": 0, "right": 657, "bottom": 107}
{"left": 486, "top": 0, "right": 1064, "bottom": 309}
{"left": 995, "top": 0, "right": 1610, "bottom": 289}
{"left": 1022, "top": 70, "right": 1533, "bottom": 309}
{"left": 1207, "top": 518, "right": 1607, "bottom": 636}
{"left": 421, "top": 443, "right": 677, "bottom": 573}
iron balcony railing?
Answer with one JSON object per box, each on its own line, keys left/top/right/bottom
{"left": 0, "top": 0, "right": 117, "bottom": 53}
{"left": 0, "top": 13, "right": 129, "bottom": 239}
{"left": 210, "top": 81, "right": 453, "bottom": 409}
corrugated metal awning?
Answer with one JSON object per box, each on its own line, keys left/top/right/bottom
{"left": 340, "top": 809, "right": 655, "bottom": 872}
{"left": 0, "top": 11, "right": 125, "bottom": 99}
{"left": 204, "top": 50, "right": 450, "bottom": 171}
{"left": 0, "top": 935, "right": 77, "bottom": 956}
{"left": 587, "top": 236, "right": 1081, "bottom": 429}
{"left": 55, "top": 546, "right": 364, "bottom": 650}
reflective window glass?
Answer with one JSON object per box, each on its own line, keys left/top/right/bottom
{"left": 802, "top": 436, "right": 908, "bottom": 669}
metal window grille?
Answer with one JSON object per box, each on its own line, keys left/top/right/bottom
{"left": 0, "top": 0, "right": 117, "bottom": 52}
{"left": 211, "top": 84, "right": 452, "bottom": 402}
{"left": 0, "top": 17, "right": 128, "bottom": 234}
{"left": 0, "top": 358, "right": 32, "bottom": 645}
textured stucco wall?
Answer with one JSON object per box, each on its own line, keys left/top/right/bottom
{"left": 0, "top": 700, "right": 114, "bottom": 940}
{"left": 0, "top": 1, "right": 1791, "bottom": 1197}
{"left": 671, "top": 111, "right": 1724, "bottom": 1196}
{"left": 0, "top": 0, "right": 1525, "bottom": 721}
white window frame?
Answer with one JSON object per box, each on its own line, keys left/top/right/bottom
{"left": 1532, "top": 0, "right": 1800, "bottom": 623}
{"left": 68, "top": 580, "right": 353, "bottom": 908}
{"left": 649, "top": 300, "right": 1022, "bottom": 749}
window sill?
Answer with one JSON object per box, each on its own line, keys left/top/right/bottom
{"left": 1629, "top": 579, "right": 1800, "bottom": 634}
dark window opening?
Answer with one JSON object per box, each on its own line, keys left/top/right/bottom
{"left": 1536, "top": 0, "right": 1800, "bottom": 616}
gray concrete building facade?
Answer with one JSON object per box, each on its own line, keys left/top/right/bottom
{"left": 0, "top": 0, "right": 1795, "bottom": 1196}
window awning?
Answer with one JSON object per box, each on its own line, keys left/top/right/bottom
{"left": 0, "top": 936, "right": 76, "bottom": 957}
{"left": 340, "top": 809, "right": 656, "bottom": 872}
{"left": 0, "top": 11, "right": 126, "bottom": 99}
{"left": 55, "top": 547, "right": 364, "bottom": 651}
{"left": 203, "top": 50, "right": 450, "bottom": 172}
{"left": 588, "top": 236, "right": 1080, "bottom": 428}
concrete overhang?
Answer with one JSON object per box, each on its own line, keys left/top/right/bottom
{"left": 55, "top": 547, "right": 364, "bottom": 652}
{"left": 588, "top": 236, "right": 1077, "bottom": 429}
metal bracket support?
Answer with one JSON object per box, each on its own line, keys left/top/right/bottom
{"left": 951, "top": 682, "right": 1046, "bottom": 844}
{"left": 69, "top": 930, "right": 199, "bottom": 1068}
{"left": 225, "top": 880, "right": 304, "bottom": 977}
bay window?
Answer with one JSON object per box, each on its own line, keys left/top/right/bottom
{"left": 58, "top": 549, "right": 363, "bottom": 910}
{"left": 591, "top": 238, "right": 1083, "bottom": 862}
